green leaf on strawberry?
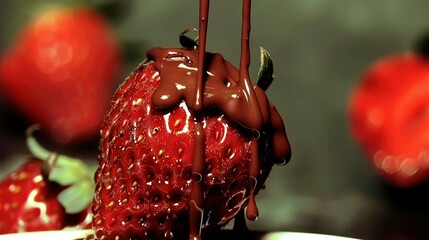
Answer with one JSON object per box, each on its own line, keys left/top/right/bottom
{"left": 257, "top": 47, "right": 274, "bottom": 91}
{"left": 26, "top": 125, "right": 95, "bottom": 214}
{"left": 0, "top": 126, "right": 95, "bottom": 233}
{"left": 58, "top": 180, "right": 94, "bottom": 215}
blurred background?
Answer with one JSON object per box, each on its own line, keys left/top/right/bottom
{"left": 1, "top": 0, "right": 429, "bottom": 239}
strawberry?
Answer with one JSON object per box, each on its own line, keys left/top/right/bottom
{"left": 0, "top": 6, "right": 122, "bottom": 144}
{"left": 348, "top": 47, "right": 429, "bottom": 187}
{"left": 0, "top": 126, "right": 95, "bottom": 233}
{"left": 91, "top": 37, "right": 291, "bottom": 239}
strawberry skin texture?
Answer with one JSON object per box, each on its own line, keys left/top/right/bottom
{"left": 0, "top": 159, "right": 91, "bottom": 233}
{"left": 0, "top": 7, "right": 121, "bottom": 143}
{"left": 349, "top": 53, "right": 429, "bottom": 187}
{"left": 92, "top": 62, "right": 279, "bottom": 239}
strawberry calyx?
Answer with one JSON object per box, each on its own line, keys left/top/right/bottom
{"left": 180, "top": 28, "right": 199, "bottom": 50}
{"left": 26, "top": 125, "right": 95, "bottom": 214}
{"left": 257, "top": 47, "right": 274, "bottom": 91}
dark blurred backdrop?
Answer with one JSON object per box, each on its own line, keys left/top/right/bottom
{"left": 1, "top": 1, "right": 429, "bottom": 239}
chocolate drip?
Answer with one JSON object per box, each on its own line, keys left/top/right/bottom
{"left": 194, "top": 0, "right": 210, "bottom": 111}
{"left": 246, "top": 138, "right": 259, "bottom": 220}
{"left": 189, "top": 120, "right": 205, "bottom": 240}
{"left": 239, "top": 0, "right": 263, "bottom": 130}
{"left": 190, "top": 1, "right": 209, "bottom": 239}
{"left": 238, "top": 0, "right": 263, "bottom": 221}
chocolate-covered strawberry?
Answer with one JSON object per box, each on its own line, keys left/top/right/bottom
{"left": 91, "top": 34, "right": 291, "bottom": 239}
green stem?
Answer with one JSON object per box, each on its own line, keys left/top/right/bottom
{"left": 25, "top": 125, "right": 96, "bottom": 214}
{"left": 26, "top": 124, "right": 52, "bottom": 160}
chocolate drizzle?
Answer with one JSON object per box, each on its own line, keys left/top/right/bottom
{"left": 189, "top": 119, "right": 205, "bottom": 239}
{"left": 239, "top": 0, "right": 262, "bottom": 221}
{"left": 189, "top": 1, "right": 209, "bottom": 238}
{"left": 194, "top": 0, "right": 210, "bottom": 111}
{"left": 147, "top": 0, "right": 290, "bottom": 238}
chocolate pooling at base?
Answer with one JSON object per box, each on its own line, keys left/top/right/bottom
{"left": 148, "top": 0, "right": 290, "bottom": 238}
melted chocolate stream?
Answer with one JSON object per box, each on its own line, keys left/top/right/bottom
{"left": 189, "top": 1, "right": 209, "bottom": 239}
{"left": 194, "top": 0, "right": 210, "bottom": 111}
{"left": 239, "top": 0, "right": 263, "bottom": 130}
{"left": 189, "top": 120, "right": 205, "bottom": 240}
{"left": 239, "top": 0, "right": 263, "bottom": 221}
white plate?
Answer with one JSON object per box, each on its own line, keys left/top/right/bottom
{"left": 262, "top": 232, "right": 358, "bottom": 240}
{"left": 0, "top": 229, "right": 359, "bottom": 240}
{"left": 0, "top": 229, "right": 93, "bottom": 240}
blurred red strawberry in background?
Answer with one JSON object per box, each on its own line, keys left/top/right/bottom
{"left": 0, "top": 5, "right": 122, "bottom": 144}
{"left": 348, "top": 34, "right": 429, "bottom": 188}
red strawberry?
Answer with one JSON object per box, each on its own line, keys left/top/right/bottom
{"left": 0, "top": 6, "right": 122, "bottom": 144}
{"left": 0, "top": 126, "right": 95, "bottom": 233}
{"left": 348, "top": 50, "right": 429, "bottom": 188}
{"left": 91, "top": 41, "right": 291, "bottom": 239}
